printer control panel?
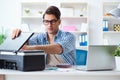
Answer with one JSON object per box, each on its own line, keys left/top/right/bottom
{"left": 0, "top": 53, "right": 45, "bottom": 71}
{"left": 0, "top": 51, "right": 45, "bottom": 71}
{"left": 0, "top": 59, "right": 17, "bottom": 70}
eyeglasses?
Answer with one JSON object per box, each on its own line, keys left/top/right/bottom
{"left": 43, "top": 19, "right": 58, "bottom": 25}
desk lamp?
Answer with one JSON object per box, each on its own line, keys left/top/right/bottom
{"left": 109, "top": 4, "right": 120, "bottom": 19}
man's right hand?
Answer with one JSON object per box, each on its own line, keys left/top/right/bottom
{"left": 12, "top": 29, "right": 22, "bottom": 39}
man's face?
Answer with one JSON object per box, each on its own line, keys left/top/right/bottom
{"left": 43, "top": 14, "right": 61, "bottom": 34}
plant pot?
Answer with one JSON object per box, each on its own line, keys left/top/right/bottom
{"left": 115, "top": 57, "right": 120, "bottom": 70}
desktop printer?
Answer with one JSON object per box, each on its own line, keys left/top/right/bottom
{"left": 0, "top": 50, "right": 45, "bottom": 71}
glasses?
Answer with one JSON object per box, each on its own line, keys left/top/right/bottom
{"left": 43, "top": 19, "right": 58, "bottom": 25}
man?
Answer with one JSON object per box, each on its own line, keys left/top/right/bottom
{"left": 12, "top": 6, "right": 75, "bottom": 66}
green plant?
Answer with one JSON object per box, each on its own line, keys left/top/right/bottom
{"left": 38, "top": 11, "right": 43, "bottom": 14}
{"left": 24, "top": 8, "right": 30, "bottom": 14}
{"left": 113, "top": 46, "right": 120, "bottom": 56}
{"left": 0, "top": 34, "right": 6, "bottom": 45}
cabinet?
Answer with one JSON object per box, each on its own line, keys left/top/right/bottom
{"left": 21, "top": 2, "right": 89, "bottom": 50}
{"left": 103, "top": 2, "right": 120, "bottom": 45}
{"left": 21, "top": 2, "right": 48, "bottom": 32}
{"left": 60, "top": 2, "right": 88, "bottom": 50}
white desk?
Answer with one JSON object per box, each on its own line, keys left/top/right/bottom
{"left": 1, "top": 68, "right": 120, "bottom": 80}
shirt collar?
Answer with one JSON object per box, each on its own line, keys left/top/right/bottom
{"left": 43, "top": 30, "right": 62, "bottom": 40}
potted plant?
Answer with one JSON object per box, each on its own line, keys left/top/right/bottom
{"left": 113, "top": 46, "right": 120, "bottom": 70}
{"left": 113, "top": 46, "right": 120, "bottom": 56}
{"left": 38, "top": 10, "right": 43, "bottom": 17}
{"left": 24, "top": 8, "right": 30, "bottom": 16}
{"left": 0, "top": 26, "right": 4, "bottom": 45}
{"left": 38, "top": 11, "right": 43, "bottom": 14}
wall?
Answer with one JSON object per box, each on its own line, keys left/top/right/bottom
{"left": 0, "top": 0, "right": 21, "bottom": 28}
{"left": 0, "top": 0, "right": 120, "bottom": 45}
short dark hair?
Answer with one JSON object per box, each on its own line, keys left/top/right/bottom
{"left": 43, "top": 6, "right": 61, "bottom": 20}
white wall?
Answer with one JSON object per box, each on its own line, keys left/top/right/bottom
{"left": 0, "top": 0, "right": 120, "bottom": 45}
{"left": 0, "top": 0, "right": 21, "bottom": 28}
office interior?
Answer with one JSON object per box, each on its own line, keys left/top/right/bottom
{"left": 0, "top": 0, "right": 120, "bottom": 80}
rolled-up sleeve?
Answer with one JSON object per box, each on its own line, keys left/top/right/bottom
{"left": 57, "top": 32, "right": 75, "bottom": 54}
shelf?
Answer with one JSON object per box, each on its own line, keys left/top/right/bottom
{"left": 61, "top": 16, "right": 87, "bottom": 19}
{"left": 21, "top": 2, "right": 48, "bottom": 6}
{"left": 103, "top": 32, "right": 120, "bottom": 45}
{"left": 103, "top": 2, "right": 120, "bottom": 16}
{"left": 103, "top": 31, "right": 120, "bottom": 38}
{"left": 72, "top": 31, "right": 87, "bottom": 34}
{"left": 21, "top": 2, "right": 89, "bottom": 49}
{"left": 103, "top": 2, "right": 120, "bottom": 45}
{"left": 60, "top": 2, "right": 88, "bottom": 17}
{"left": 21, "top": 2, "right": 47, "bottom": 17}
{"left": 21, "top": 16, "right": 87, "bottom": 20}
{"left": 103, "top": 16, "right": 118, "bottom": 20}
{"left": 60, "top": 2, "right": 88, "bottom": 6}
{"left": 76, "top": 46, "right": 88, "bottom": 50}
{"left": 21, "top": 16, "right": 43, "bottom": 19}
{"left": 103, "top": 31, "right": 120, "bottom": 34}
{"left": 60, "top": 2, "right": 88, "bottom": 49}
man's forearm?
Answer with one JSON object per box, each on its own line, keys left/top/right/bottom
{"left": 36, "top": 44, "right": 63, "bottom": 54}
{"left": 22, "top": 44, "right": 63, "bottom": 54}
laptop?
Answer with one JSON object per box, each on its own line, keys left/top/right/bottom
{"left": 0, "top": 32, "right": 34, "bottom": 53}
{"left": 76, "top": 45, "right": 117, "bottom": 71}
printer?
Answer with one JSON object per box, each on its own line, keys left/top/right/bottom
{"left": 0, "top": 50, "right": 45, "bottom": 71}
{"left": 0, "top": 32, "right": 46, "bottom": 71}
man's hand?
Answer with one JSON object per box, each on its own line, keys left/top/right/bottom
{"left": 12, "top": 29, "right": 22, "bottom": 39}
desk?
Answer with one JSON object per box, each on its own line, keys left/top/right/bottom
{"left": 1, "top": 68, "right": 120, "bottom": 80}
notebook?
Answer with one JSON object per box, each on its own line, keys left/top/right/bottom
{"left": 76, "top": 45, "right": 117, "bottom": 71}
{"left": 0, "top": 32, "right": 34, "bottom": 53}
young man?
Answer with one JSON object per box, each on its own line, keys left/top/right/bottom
{"left": 12, "top": 6, "right": 75, "bottom": 66}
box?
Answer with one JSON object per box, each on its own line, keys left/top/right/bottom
{"left": 60, "top": 8, "right": 73, "bottom": 17}
{"left": 76, "top": 49, "right": 87, "bottom": 65}
{"left": 62, "top": 26, "right": 76, "bottom": 32}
